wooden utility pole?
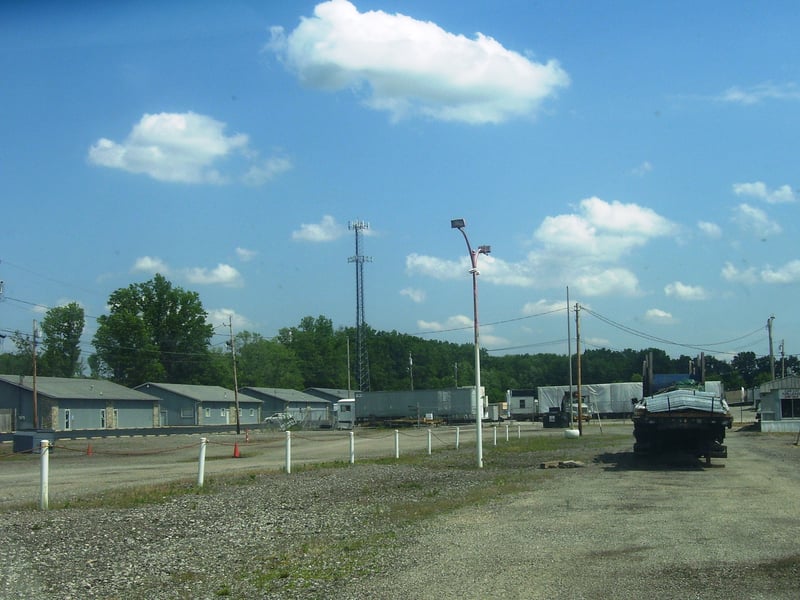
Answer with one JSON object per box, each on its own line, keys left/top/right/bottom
{"left": 227, "top": 316, "right": 241, "bottom": 435}
{"left": 575, "top": 303, "right": 583, "bottom": 436}
{"left": 32, "top": 319, "right": 39, "bottom": 429}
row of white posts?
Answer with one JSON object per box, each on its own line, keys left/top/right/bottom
{"left": 36, "top": 425, "right": 524, "bottom": 509}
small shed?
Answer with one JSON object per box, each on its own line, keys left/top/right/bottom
{"left": 240, "top": 387, "right": 332, "bottom": 426}
{"left": 136, "top": 383, "right": 261, "bottom": 427}
{"left": 756, "top": 376, "right": 800, "bottom": 433}
{"left": 0, "top": 374, "right": 159, "bottom": 432}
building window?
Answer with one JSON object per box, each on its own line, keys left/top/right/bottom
{"left": 180, "top": 408, "right": 194, "bottom": 418}
{"left": 205, "top": 408, "right": 211, "bottom": 418}
{"left": 519, "top": 399, "right": 526, "bottom": 409}
{"left": 220, "top": 408, "right": 226, "bottom": 417}
{"left": 781, "top": 398, "right": 800, "bottom": 418}
{"left": 249, "top": 408, "right": 255, "bottom": 417}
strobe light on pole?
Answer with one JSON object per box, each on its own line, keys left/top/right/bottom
{"left": 451, "top": 218, "right": 490, "bottom": 469}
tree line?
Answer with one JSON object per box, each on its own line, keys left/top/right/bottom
{"left": 1, "top": 275, "right": 793, "bottom": 402}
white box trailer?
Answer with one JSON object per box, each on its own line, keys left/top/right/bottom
{"left": 536, "top": 382, "right": 642, "bottom": 418}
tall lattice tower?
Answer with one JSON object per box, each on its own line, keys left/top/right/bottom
{"left": 348, "top": 220, "right": 372, "bottom": 391}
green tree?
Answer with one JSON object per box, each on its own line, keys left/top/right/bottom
{"left": 40, "top": 302, "right": 85, "bottom": 377}
{"left": 92, "top": 274, "right": 213, "bottom": 386}
{"left": 234, "top": 331, "right": 304, "bottom": 389}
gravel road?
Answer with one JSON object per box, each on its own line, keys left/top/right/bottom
{"left": 1, "top": 419, "right": 798, "bottom": 599}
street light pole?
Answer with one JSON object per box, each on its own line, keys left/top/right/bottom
{"left": 451, "top": 218, "right": 490, "bottom": 469}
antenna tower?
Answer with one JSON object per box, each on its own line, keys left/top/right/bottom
{"left": 348, "top": 220, "right": 372, "bottom": 391}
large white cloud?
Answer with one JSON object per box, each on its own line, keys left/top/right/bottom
{"left": 89, "top": 112, "right": 291, "bottom": 184}
{"left": 184, "top": 264, "right": 243, "bottom": 287}
{"left": 270, "top": 0, "right": 569, "bottom": 124}
{"left": 724, "top": 260, "right": 800, "bottom": 285}
{"left": 408, "top": 197, "right": 673, "bottom": 298}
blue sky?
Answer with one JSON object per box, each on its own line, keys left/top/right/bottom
{"left": 1, "top": 0, "right": 798, "bottom": 365}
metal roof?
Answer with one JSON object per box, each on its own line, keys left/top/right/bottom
{"left": 240, "top": 387, "right": 330, "bottom": 405}
{"left": 136, "top": 382, "right": 259, "bottom": 404}
{"left": 0, "top": 375, "right": 158, "bottom": 401}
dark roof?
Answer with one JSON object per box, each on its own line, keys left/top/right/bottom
{"left": 240, "top": 387, "right": 331, "bottom": 405}
{"left": 303, "top": 387, "right": 353, "bottom": 401}
{"left": 135, "top": 382, "right": 259, "bottom": 404}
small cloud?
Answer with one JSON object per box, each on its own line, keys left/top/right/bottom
{"left": 236, "top": 247, "right": 257, "bottom": 262}
{"left": 132, "top": 256, "right": 170, "bottom": 275}
{"left": 269, "top": 0, "right": 569, "bottom": 124}
{"left": 574, "top": 268, "right": 640, "bottom": 297}
{"left": 292, "top": 215, "right": 346, "bottom": 242}
{"left": 400, "top": 288, "right": 426, "bottom": 303}
{"left": 664, "top": 281, "right": 708, "bottom": 301}
{"left": 207, "top": 308, "right": 251, "bottom": 330}
{"left": 184, "top": 264, "right": 243, "bottom": 287}
{"left": 243, "top": 155, "right": 293, "bottom": 186}
{"left": 417, "top": 315, "right": 473, "bottom": 332}
{"left": 644, "top": 308, "right": 675, "bottom": 324}
{"left": 721, "top": 262, "right": 758, "bottom": 284}
{"left": 759, "top": 259, "right": 800, "bottom": 284}
{"left": 733, "top": 181, "right": 796, "bottom": 204}
{"left": 718, "top": 82, "right": 800, "bottom": 105}
{"left": 631, "top": 161, "right": 653, "bottom": 176}
{"left": 697, "top": 221, "right": 722, "bottom": 239}
{"left": 521, "top": 299, "right": 567, "bottom": 316}
{"left": 732, "top": 203, "right": 782, "bottom": 238}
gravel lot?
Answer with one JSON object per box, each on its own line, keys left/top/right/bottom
{"left": 1, "top": 417, "right": 798, "bottom": 599}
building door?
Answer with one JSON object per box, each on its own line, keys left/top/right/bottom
{"left": 64, "top": 409, "right": 71, "bottom": 430}
{"left": 100, "top": 409, "right": 106, "bottom": 428}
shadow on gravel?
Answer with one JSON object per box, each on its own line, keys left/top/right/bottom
{"left": 594, "top": 451, "right": 724, "bottom": 472}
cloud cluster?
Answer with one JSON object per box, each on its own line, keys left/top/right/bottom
{"left": 719, "top": 82, "right": 800, "bottom": 105}
{"left": 270, "top": 0, "right": 569, "bottom": 124}
{"left": 732, "top": 204, "right": 782, "bottom": 238}
{"left": 132, "top": 256, "right": 242, "bottom": 287}
{"left": 733, "top": 181, "right": 796, "bottom": 204}
{"left": 664, "top": 281, "right": 708, "bottom": 301}
{"left": 408, "top": 197, "right": 676, "bottom": 298}
{"left": 89, "top": 112, "right": 291, "bottom": 185}
{"left": 722, "top": 260, "right": 800, "bottom": 285}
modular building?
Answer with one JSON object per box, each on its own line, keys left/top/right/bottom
{"left": 136, "top": 382, "right": 261, "bottom": 427}
{"left": 756, "top": 376, "right": 800, "bottom": 433}
{"left": 239, "top": 387, "right": 332, "bottom": 427}
{"left": 0, "top": 374, "right": 159, "bottom": 431}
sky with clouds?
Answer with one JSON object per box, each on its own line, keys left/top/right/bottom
{"left": 1, "top": 0, "right": 798, "bottom": 366}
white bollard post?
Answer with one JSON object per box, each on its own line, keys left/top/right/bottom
{"left": 349, "top": 431, "right": 355, "bottom": 464}
{"left": 285, "top": 430, "right": 292, "bottom": 474}
{"left": 505, "top": 424, "right": 510, "bottom": 442}
{"left": 456, "top": 426, "right": 460, "bottom": 450}
{"left": 40, "top": 439, "right": 49, "bottom": 511}
{"left": 518, "top": 425, "right": 521, "bottom": 439}
{"left": 493, "top": 426, "right": 497, "bottom": 446}
{"left": 428, "top": 428, "right": 432, "bottom": 455}
{"left": 394, "top": 430, "right": 400, "bottom": 459}
{"left": 197, "top": 437, "right": 207, "bottom": 487}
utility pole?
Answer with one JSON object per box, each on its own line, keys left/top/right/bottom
{"left": 567, "top": 286, "right": 573, "bottom": 423}
{"left": 779, "top": 340, "right": 785, "bottom": 379}
{"left": 767, "top": 315, "right": 775, "bottom": 381}
{"left": 409, "top": 352, "right": 414, "bottom": 391}
{"left": 226, "top": 316, "right": 241, "bottom": 435}
{"left": 32, "top": 319, "right": 39, "bottom": 429}
{"left": 575, "top": 303, "right": 583, "bottom": 436}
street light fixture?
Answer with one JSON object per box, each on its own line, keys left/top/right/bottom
{"left": 451, "top": 218, "right": 490, "bottom": 468}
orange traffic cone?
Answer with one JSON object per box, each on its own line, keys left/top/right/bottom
{"left": 86, "top": 443, "right": 93, "bottom": 456}
{"left": 233, "top": 441, "right": 241, "bottom": 458}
